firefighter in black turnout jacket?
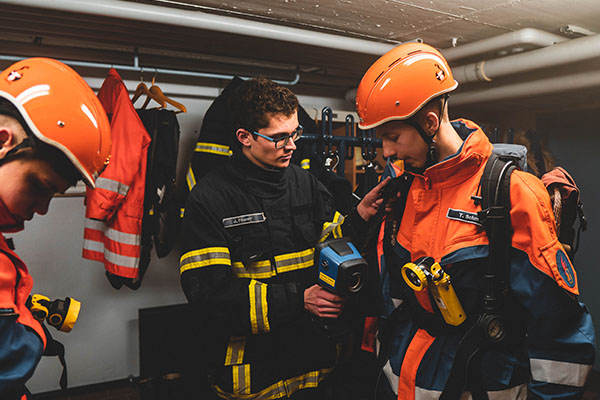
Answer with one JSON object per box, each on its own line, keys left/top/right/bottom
{"left": 180, "top": 77, "right": 384, "bottom": 399}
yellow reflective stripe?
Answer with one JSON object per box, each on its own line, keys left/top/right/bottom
{"left": 213, "top": 367, "right": 333, "bottom": 400}
{"left": 232, "top": 364, "right": 251, "bottom": 395}
{"left": 196, "top": 142, "right": 232, "bottom": 156}
{"left": 180, "top": 208, "right": 185, "bottom": 218}
{"left": 249, "top": 280, "right": 269, "bottom": 334}
{"left": 232, "top": 260, "right": 275, "bottom": 279}
{"left": 300, "top": 158, "right": 310, "bottom": 169}
{"left": 186, "top": 166, "right": 196, "bottom": 191}
{"left": 275, "top": 248, "right": 314, "bottom": 274}
{"left": 224, "top": 336, "right": 246, "bottom": 366}
{"left": 320, "top": 211, "right": 345, "bottom": 242}
{"left": 180, "top": 247, "right": 231, "bottom": 274}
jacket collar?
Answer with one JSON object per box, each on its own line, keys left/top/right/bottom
{"left": 228, "top": 151, "right": 288, "bottom": 198}
{"left": 421, "top": 119, "right": 492, "bottom": 187}
{"left": 0, "top": 198, "right": 24, "bottom": 233}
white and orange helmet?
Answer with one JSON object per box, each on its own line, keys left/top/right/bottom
{"left": 356, "top": 42, "right": 458, "bottom": 130}
{"left": 0, "top": 57, "right": 111, "bottom": 188}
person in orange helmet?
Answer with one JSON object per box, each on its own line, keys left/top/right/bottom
{"left": 355, "top": 43, "right": 595, "bottom": 399}
{"left": 0, "top": 58, "right": 111, "bottom": 399}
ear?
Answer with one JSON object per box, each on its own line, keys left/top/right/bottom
{"left": 0, "top": 127, "right": 17, "bottom": 160}
{"left": 422, "top": 110, "right": 441, "bottom": 136}
{"left": 236, "top": 128, "right": 253, "bottom": 148}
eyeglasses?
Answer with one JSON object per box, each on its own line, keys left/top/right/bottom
{"left": 252, "top": 125, "right": 303, "bottom": 149}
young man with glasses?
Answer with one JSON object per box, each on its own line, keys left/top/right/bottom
{"left": 179, "top": 77, "right": 384, "bottom": 399}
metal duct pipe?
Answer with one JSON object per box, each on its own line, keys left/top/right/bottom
{"left": 451, "top": 69, "right": 600, "bottom": 106}
{"left": 5, "top": 0, "right": 396, "bottom": 56}
{"left": 442, "top": 28, "right": 567, "bottom": 62}
{"left": 453, "top": 33, "right": 600, "bottom": 84}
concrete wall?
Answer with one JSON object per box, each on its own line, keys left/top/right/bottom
{"left": 9, "top": 75, "right": 349, "bottom": 393}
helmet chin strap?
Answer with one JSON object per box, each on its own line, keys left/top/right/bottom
{"left": 405, "top": 118, "right": 437, "bottom": 168}
{"left": 0, "top": 135, "right": 37, "bottom": 166}
{"left": 404, "top": 94, "right": 449, "bottom": 169}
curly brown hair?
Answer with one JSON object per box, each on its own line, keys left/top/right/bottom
{"left": 229, "top": 76, "right": 298, "bottom": 133}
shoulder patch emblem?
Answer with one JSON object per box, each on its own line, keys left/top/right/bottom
{"left": 446, "top": 208, "right": 481, "bottom": 226}
{"left": 223, "top": 212, "right": 266, "bottom": 228}
{"left": 556, "top": 249, "right": 576, "bottom": 288}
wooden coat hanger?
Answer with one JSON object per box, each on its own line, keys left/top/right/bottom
{"left": 131, "top": 80, "right": 166, "bottom": 109}
{"left": 146, "top": 72, "right": 187, "bottom": 113}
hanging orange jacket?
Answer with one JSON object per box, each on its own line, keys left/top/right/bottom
{"left": 83, "top": 69, "right": 151, "bottom": 279}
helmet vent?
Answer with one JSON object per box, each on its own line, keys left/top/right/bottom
{"left": 374, "top": 70, "right": 385, "bottom": 83}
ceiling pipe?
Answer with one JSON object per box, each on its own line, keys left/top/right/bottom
{"left": 452, "top": 33, "right": 600, "bottom": 84}
{"left": 442, "top": 28, "right": 567, "bottom": 62}
{"left": 4, "top": 0, "right": 396, "bottom": 56}
{"left": 451, "top": 69, "right": 600, "bottom": 106}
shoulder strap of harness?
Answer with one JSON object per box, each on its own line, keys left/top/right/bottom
{"left": 478, "top": 152, "right": 517, "bottom": 312}
{"left": 441, "top": 152, "right": 517, "bottom": 400}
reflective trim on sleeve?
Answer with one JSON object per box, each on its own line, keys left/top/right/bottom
{"left": 95, "top": 177, "right": 129, "bottom": 196}
{"left": 231, "top": 248, "right": 315, "bottom": 278}
{"left": 232, "top": 260, "right": 275, "bottom": 279}
{"left": 530, "top": 358, "right": 592, "bottom": 387}
{"left": 232, "top": 364, "right": 251, "bottom": 395}
{"left": 84, "top": 219, "right": 141, "bottom": 246}
{"left": 412, "top": 383, "right": 528, "bottom": 400}
{"left": 180, "top": 247, "right": 231, "bottom": 274}
{"left": 275, "top": 248, "right": 314, "bottom": 274}
{"left": 320, "top": 211, "right": 345, "bottom": 242}
{"left": 213, "top": 367, "right": 333, "bottom": 400}
{"left": 195, "top": 142, "right": 232, "bottom": 156}
{"left": 224, "top": 336, "right": 246, "bottom": 366}
{"left": 300, "top": 158, "right": 310, "bottom": 170}
{"left": 186, "top": 166, "right": 196, "bottom": 191}
{"left": 249, "top": 280, "right": 269, "bottom": 334}
{"left": 83, "top": 239, "right": 140, "bottom": 269}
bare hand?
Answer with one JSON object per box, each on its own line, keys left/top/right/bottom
{"left": 304, "top": 284, "right": 345, "bottom": 318}
{"left": 356, "top": 177, "right": 399, "bottom": 221}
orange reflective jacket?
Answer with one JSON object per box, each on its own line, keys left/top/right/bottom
{"left": 83, "top": 69, "right": 151, "bottom": 279}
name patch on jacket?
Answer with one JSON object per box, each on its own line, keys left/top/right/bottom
{"left": 223, "top": 212, "right": 266, "bottom": 228}
{"left": 446, "top": 208, "right": 481, "bottom": 226}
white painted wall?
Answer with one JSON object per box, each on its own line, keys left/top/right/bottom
{"left": 9, "top": 75, "right": 349, "bottom": 393}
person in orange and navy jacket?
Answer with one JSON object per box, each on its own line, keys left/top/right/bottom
{"left": 82, "top": 69, "right": 151, "bottom": 286}
{"left": 179, "top": 77, "right": 384, "bottom": 400}
{"left": 0, "top": 58, "right": 111, "bottom": 399}
{"left": 354, "top": 42, "right": 595, "bottom": 399}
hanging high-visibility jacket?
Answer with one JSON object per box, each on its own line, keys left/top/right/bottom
{"left": 180, "top": 151, "right": 366, "bottom": 399}
{"left": 83, "top": 69, "right": 151, "bottom": 279}
{"left": 0, "top": 200, "right": 45, "bottom": 397}
{"left": 376, "top": 119, "right": 595, "bottom": 399}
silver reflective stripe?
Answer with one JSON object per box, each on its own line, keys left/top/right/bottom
{"left": 186, "top": 166, "right": 196, "bottom": 190}
{"left": 224, "top": 336, "right": 246, "bottom": 366}
{"left": 82, "top": 239, "right": 139, "bottom": 269}
{"left": 249, "top": 280, "right": 269, "bottom": 334}
{"left": 104, "top": 249, "right": 139, "bottom": 269}
{"left": 382, "top": 360, "right": 399, "bottom": 395}
{"left": 415, "top": 387, "right": 441, "bottom": 399}
{"left": 83, "top": 238, "right": 104, "bottom": 253}
{"left": 232, "top": 364, "right": 250, "bottom": 394}
{"left": 95, "top": 177, "right": 129, "bottom": 196}
{"left": 531, "top": 358, "right": 591, "bottom": 387}
{"left": 232, "top": 260, "right": 274, "bottom": 279}
{"left": 84, "top": 219, "right": 141, "bottom": 246}
{"left": 414, "top": 384, "right": 528, "bottom": 400}
{"left": 180, "top": 247, "right": 231, "bottom": 274}
{"left": 274, "top": 248, "right": 314, "bottom": 274}
{"left": 319, "top": 212, "right": 345, "bottom": 242}
{"left": 195, "top": 142, "right": 231, "bottom": 156}
{"left": 487, "top": 384, "right": 528, "bottom": 399}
